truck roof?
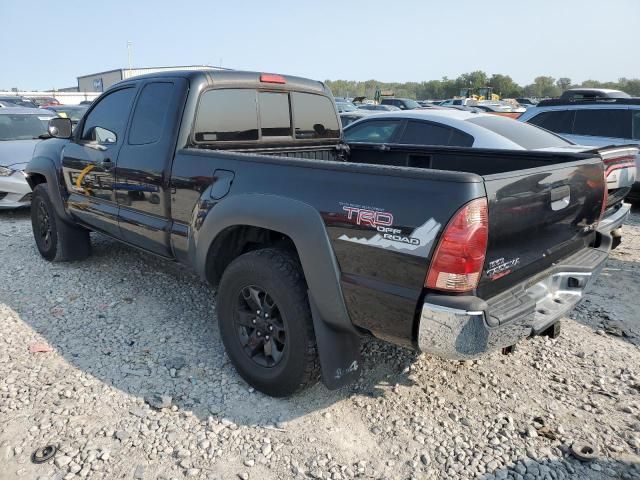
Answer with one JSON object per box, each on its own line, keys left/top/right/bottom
{"left": 113, "top": 69, "right": 329, "bottom": 95}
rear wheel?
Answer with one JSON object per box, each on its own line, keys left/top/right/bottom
{"left": 217, "top": 248, "right": 319, "bottom": 397}
{"left": 31, "top": 184, "right": 90, "bottom": 262}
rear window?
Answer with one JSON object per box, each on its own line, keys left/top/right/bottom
{"left": 573, "top": 109, "right": 631, "bottom": 139}
{"left": 633, "top": 111, "right": 640, "bottom": 140}
{"left": 194, "top": 89, "right": 259, "bottom": 142}
{"left": 258, "top": 92, "right": 291, "bottom": 137}
{"left": 527, "top": 110, "right": 574, "bottom": 134}
{"left": 292, "top": 92, "right": 340, "bottom": 139}
{"left": 400, "top": 120, "right": 473, "bottom": 147}
{"left": 467, "top": 115, "right": 572, "bottom": 149}
{"left": 194, "top": 89, "right": 338, "bottom": 143}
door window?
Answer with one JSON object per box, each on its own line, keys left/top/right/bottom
{"left": 81, "top": 87, "right": 136, "bottom": 143}
{"left": 573, "top": 109, "right": 631, "bottom": 139}
{"left": 129, "top": 82, "right": 175, "bottom": 145}
{"left": 344, "top": 120, "right": 402, "bottom": 143}
{"left": 527, "top": 110, "right": 574, "bottom": 134}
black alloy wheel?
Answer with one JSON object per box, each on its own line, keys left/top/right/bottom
{"left": 235, "top": 285, "right": 287, "bottom": 367}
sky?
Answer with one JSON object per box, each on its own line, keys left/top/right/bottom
{"left": 2, "top": 0, "right": 639, "bottom": 91}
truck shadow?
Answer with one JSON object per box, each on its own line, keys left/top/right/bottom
{"left": 1, "top": 229, "right": 418, "bottom": 426}
{"left": 569, "top": 256, "right": 640, "bottom": 348}
{"left": 481, "top": 456, "right": 640, "bottom": 480}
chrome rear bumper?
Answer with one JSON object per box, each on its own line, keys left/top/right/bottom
{"left": 417, "top": 246, "right": 608, "bottom": 359}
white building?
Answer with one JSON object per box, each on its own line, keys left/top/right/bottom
{"left": 77, "top": 65, "right": 227, "bottom": 92}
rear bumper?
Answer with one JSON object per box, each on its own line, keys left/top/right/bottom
{"left": 417, "top": 246, "right": 608, "bottom": 359}
{"left": 597, "top": 202, "right": 630, "bottom": 239}
{"left": 0, "top": 171, "right": 31, "bottom": 209}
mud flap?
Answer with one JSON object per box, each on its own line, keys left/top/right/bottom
{"left": 309, "top": 295, "right": 361, "bottom": 390}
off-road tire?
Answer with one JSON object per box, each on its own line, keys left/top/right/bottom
{"left": 217, "top": 248, "right": 320, "bottom": 397}
{"left": 31, "top": 184, "right": 90, "bottom": 262}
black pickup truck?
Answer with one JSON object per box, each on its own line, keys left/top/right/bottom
{"left": 27, "top": 70, "right": 611, "bottom": 396}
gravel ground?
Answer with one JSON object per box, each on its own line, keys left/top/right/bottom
{"left": 1, "top": 207, "right": 639, "bottom": 480}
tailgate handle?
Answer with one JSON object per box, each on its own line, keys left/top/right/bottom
{"left": 550, "top": 185, "right": 570, "bottom": 211}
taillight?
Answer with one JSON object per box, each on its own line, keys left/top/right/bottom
{"left": 260, "top": 74, "right": 286, "bottom": 84}
{"left": 599, "top": 170, "right": 609, "bottom": 221}
{"left": 426, "top": 198, "right": 488, "bottom": 293}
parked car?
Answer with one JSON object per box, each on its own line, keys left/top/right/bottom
{"left": 30, "top": 96, "right": 61, "bottom": 107}
{"left": 0, "top": 96, "right": 38, "bottom": 109}
{"left": 559, "top": 88, "right": 630, "bottom": 101}
{"left": 340, "top": 110, "right": 374, "bottom": 127}
{"left": 515, "top": 97, "right": 539, "bottom": 108}
{"left": 0, "top": 107, "right": 55, "bottom": 209}
{"left": 343, "top": 110, "right": 635, "bottom": 248}
{"left": 518, "top": 97, "right": 640, "bottom": 202}
{"left": 380, "top": 98, "right": 422, "bottom": 110}
{"left": 0, "top": 101, "right": 17, "bottom": 108}
{"left": 42, "top": 105, "right": 89, "bottom": 126}
{"left": 357, "top": 104, "right": 401, "bottom": 112}
{"left": 28, "top": 69, "right": 613, "bottom": 397}
{"left": 475, "top": 101, "right": 525, "bottom": 114}
{"left": 79, "top": 100, "right": 94, "bottom": 106}
{"left": 335, "top": 101, "right": 358, "bottom": 113}
{"left": 439, "top": 98, "right": 476, "bottom": 108}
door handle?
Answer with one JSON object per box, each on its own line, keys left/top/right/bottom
{"left": 100, "top": 158, "right": 114, "bottom": 169}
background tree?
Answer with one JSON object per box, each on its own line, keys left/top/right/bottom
{"left": 326, "top": 72, "right": 639, "bottom": 100}
{"left": 556, "top": 77, "right": 572, "bottom": 92}
{"left": 488, "top": 74, "right": 522, "bottom": 98}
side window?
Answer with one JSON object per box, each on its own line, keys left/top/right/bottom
{"left": 344, "top": 120, "right": 402, "bottom": 143}
{"left": 291, "top": 92, "right": 340, "bottom": 139}
{"left": 259, "top": 92, "right": 291, "bottom": 137}
{"left": 452, "top": 99, "right": 462, "bottom": 106}
{"left": 632, "top": 110, "right": 640, "bottom": 140}
{"left": 81, "top": 87, "right": 136, "bottom": 143}
{"left": 194, "top": 89, "right": 258, "bottom": 142}
{"left": 128, "top": 82, "right": 175, "bottom": 145}
{"left": 527, "top": 110, "right": 574, "bottom": 134}
{"left": 573, "top": 109, "right": 631, "bottom": 139}
{"left": 399, "top": 121, "right": 473, "bottom": 147}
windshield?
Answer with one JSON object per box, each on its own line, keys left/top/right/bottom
{"left": 467, "top": 115, "right": 572, "bottom": 149}
{"left": 0, "top": 114, "right": 53, "bottom": 140}
{"left": 337, "top": 102, "right": 357, "bottom": 112}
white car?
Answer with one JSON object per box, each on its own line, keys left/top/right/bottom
{"left": 0, "top": 108, "right": 55, "bottom": 209}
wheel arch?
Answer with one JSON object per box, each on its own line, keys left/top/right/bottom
{"left": 193, "top": 194, "right": 362, "bottom": 389}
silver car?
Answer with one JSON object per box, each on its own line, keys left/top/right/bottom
{"left": 0, "top": 108, "right": 55, "bottom": 209}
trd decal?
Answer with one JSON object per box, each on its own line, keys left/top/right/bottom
{"left": 338, "top": 218, "right": 441, "bottom": 257}
{"left": 342, "top": 206, "right": 393, "bottom": 227}
{"left": 486, "top": 257, "right": 520, "bottom": 280}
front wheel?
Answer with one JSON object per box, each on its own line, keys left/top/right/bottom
{"left": 31, "top": 184, "right": 90, "bottom": 262}
{"left": 217, "top": 248, "right": 320, "bottom": 397}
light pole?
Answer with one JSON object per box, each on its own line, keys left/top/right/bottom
{"left": 127, "top": 41, "right": 133, "bottom": 73}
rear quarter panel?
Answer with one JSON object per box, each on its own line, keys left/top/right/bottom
{"left": 170, "top": 150, "right": 485, "bottom": 345}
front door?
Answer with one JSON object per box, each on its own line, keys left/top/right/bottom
{"left": 61, "top": 86, "right": 136, "bottom": 236}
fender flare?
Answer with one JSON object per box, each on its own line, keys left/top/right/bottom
{"left": 25, "top": 155, "right": 72, "bottom": 223}
{"left": 193, "top": 193, "right": 362, "bottom": 389}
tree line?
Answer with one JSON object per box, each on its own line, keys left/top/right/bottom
{"left": 325, "top": 72, "right": 640, "bottom": 100}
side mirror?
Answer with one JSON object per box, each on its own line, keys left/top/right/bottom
{"left": 48, "top": 117, "right": 73, "bottom": 139}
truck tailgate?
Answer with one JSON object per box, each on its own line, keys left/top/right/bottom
{"left": 477, "top": 158, "right": 605, "bottom": 299}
